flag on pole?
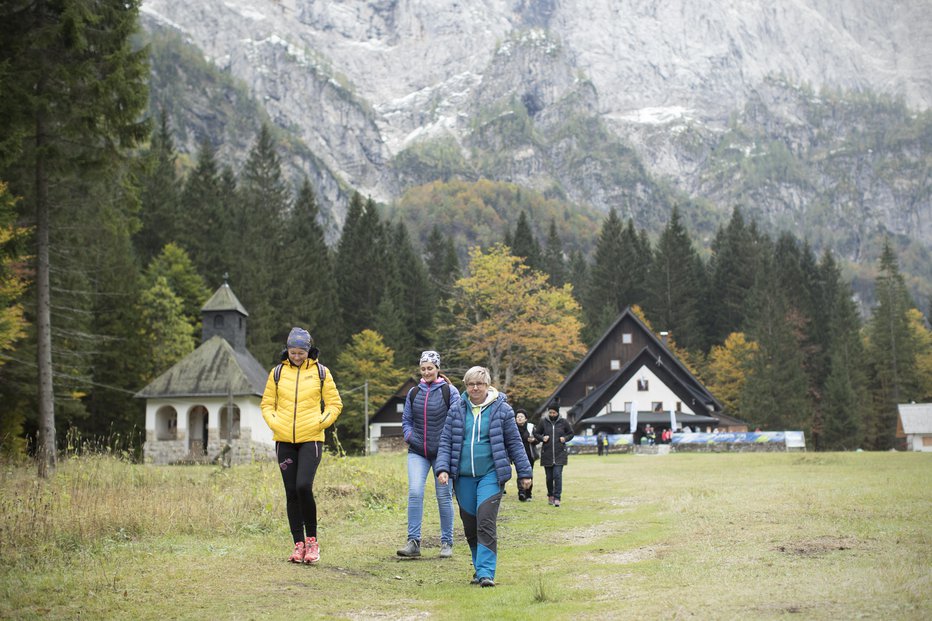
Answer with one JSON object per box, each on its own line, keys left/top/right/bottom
{"left": 670, "top": 408, "right": 677, "bottom": 433}
{"left": 629, "top": 401, "right": 638, "bottom": 434}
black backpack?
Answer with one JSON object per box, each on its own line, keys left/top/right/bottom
{"left": 406, "top": 382, "right": 452, "bottom": 411}
{"left": 273, "top": 360, "right": 328, "bottom": 413}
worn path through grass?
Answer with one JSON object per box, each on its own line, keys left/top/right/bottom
{"left": 1, "top": 451, "right": 929, "bottom": 619}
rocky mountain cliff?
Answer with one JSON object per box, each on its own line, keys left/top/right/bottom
{"left": 140, "top": 0, "right": 931, "bottom": 296}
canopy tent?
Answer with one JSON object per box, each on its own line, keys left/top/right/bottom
{"left": 578, "top": 411, "right": 719, "bottom": 428}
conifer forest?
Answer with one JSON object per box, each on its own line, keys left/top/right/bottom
{"left": 1, "top": 2, "right": 930, "bottom": 473}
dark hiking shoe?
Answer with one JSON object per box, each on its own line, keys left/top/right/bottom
{"left": 397, "top": 539, "right": 421, "bottom": 557}
{"left": 479, "top": 577, "right": 495, "bottom": 588}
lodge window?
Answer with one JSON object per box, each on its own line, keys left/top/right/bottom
{"left": 214, "top": 315, "right": 224, "bottom": 328}
{"left": 622, "top": 333, "right": 632, "bottom": 344}
{"left": 652, "top": 402, "right": 663, "bottom": 411}
{"left": 610, "top": 359, "right": 620, "bottom": 370}
{"left": 637, "top": 379, "right": 648, "bottom": 391}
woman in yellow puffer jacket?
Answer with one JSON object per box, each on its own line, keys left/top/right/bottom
{"left": 260, "top": 327, "right": 342, "bottom": 565}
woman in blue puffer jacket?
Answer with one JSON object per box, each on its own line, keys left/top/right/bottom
{"left": 436, "top": 366, "right": 532, "bottom": 588}
{"left": 397, "top": 351, "right": 460, "bottom": 559}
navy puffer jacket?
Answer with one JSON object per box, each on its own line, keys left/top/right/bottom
{"left": 402, "top": 379, "right": 459, "bottom": 459}
{"left": 436, "top": 389, "right": 532, "bottom": 485}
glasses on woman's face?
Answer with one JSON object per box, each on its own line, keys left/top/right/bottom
{"left": 466, "top": 382, "right": 487, "bottom": 389}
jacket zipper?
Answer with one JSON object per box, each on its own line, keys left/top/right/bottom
{"left": 292, "top": 363, "right": 302, "bottom": 443}
{"left": 423, "top": 384, "right": 430, "bottom": 455}
{"left": 470, "top": 404, "right": 481, "bottom": 476}
{"left": 551, "top": 419, "right": 557, "bottom": 462}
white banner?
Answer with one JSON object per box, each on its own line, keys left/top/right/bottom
{"left": 670, "top": 408, "right": 677, "bottom": 432}
{"left": 629, "top": 401, "right": 638, "bottom": 433}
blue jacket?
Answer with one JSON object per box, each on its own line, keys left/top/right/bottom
{"left": 436, "top": 388, "right": 532, "bottom": 485}
{"left": 402, "top": 378, "right": 459, "bottom": 459}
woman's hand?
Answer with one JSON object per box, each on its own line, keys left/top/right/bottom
{"left": 437, "top": 472, "right": 449, "bottom": 485}
{"left": 519, "top": 478, "right": 532, "bottom": 490}
{"left": 542, "top": 435, "right": 550, "bottom": 443}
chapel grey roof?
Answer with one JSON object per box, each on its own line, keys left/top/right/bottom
{"left": 134, "top": 335, "right": 268, "bottom": 399}
{"left": 201, "top": 282, "right": 249, "bottom": 316}
{"left": 898, "top": 403, "right": 932, "bottom": 434}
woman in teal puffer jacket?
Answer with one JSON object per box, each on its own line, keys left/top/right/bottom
{"left": 436, "top": 366, "right": 532, "bottom": 588}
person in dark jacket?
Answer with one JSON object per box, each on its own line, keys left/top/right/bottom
{"left": 397, "top": 350, "right": 460, "bottom": 559}
{"left": 534, "top": 403, "right": 574, "bottom": 507}
{"left": 514, "top": 409, "right": 537, "bottom": 501}
{"left": 436, "top": 366, "right": 532, "bottom": 588}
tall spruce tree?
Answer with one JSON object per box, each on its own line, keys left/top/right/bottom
{"left": 336, "top": 193, "right": 386, "bottom": 341}
{"left": 423, "top": 224, "right": 460, "bottom": 341}
{"left": 281, "top": 178, "right": 342, "bottom": 359}
{"left": 376, "top": 221, "right": 432, "bottom": 365}
{"left": 820, "top": 260, "right": 869, "bottom": 450}
{"left": 177, "top": 139, "right": 225, "bottom": 279}
{"left": 582, "top": 209, "right": 626, "bottom": 342}
{"left": 644, "top": 206, "right": 706, "bottom": 352}
{"left": 424, "top": 224, "right": 460, "bottom": 293}
{"left": 740, "top": 240, "right": 811, "bottom": 432}
{"left": 510, "top": 211, "right": 542, "bottom": 271}
{"left": 810, "top": 250, "right": 868, "bottom": 450}
{"left": 708, "top": 208, "right": 762, "bottom": 344}
{"left": 0, "top": 0, "right": 149, "bottom": 475}
{"left": 864, "top": 239, "right": 919, "bottom": 449}
{"left": 542, "top": 219, "right": 568, "bottom": 287}
{"left": 567, "top": 249, "right": 589, "bottom": 309}
{"left": 135, "top": 109, "right": 181, "bottom": 264}
{"left": 234, "top": 125, "right": 291, "bottom": 363}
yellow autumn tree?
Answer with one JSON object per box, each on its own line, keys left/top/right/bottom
{"left": 0, "top": 181, "right": 29, "bottom": 362}
{"left": 0, "top": 181, "right": 30, "bottom": 456}
{"left": 335, "top": 329, "right": 409, "bottom": 454}
{"left": 907, "top": 308, "right": 932, "bottom": 400}
{"left": 444, "top": 244, "right": 585, "bottom": 406}
{"left": 706, "top": 332, "right": 759, "bottom": 417}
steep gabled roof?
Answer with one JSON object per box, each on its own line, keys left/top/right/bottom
{"left": 135, "top": 335, "right": 268, "bottom": 399}
{"left": 201, "top": 282, "right": 248, "bottom": 316}
{"left": 898, "top": 403, "right": 932, "bottom": 434}
{"left": 538, "top": 306, "right": 723, "bottom": 417}
{"left": 566, "top": 345, "right": 718, "bottom": 426}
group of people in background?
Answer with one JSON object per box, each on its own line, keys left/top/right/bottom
{"left": 259, "top": 331, "right": 569, "bottom": 588}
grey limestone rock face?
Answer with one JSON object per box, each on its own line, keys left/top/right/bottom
{"left": 141, "top": 0, "right": 931, "bottom": 249}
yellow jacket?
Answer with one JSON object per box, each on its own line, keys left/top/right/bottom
{"left": 260, "top": 358, "right": 343, "bottom": 443}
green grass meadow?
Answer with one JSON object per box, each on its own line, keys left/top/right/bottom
{"left": 1, "top": 450, "right": 929, "bottom": 620}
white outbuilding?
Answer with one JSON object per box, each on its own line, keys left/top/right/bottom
{"left": 897, "top": 403, "right": 932, "bottom": 452}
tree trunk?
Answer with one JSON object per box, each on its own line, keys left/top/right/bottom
{"left": 35, "top": 98, "right": 56, "bottom": 478}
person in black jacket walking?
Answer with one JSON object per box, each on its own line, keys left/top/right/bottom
{"left": 397, "top": 351, "right": 460, "bottom": 558}
{"left": 514, "top": 409, "right": 537, "bottom": 501}
{"left": 534, "top": 403, "right": 574, "bottom": 507}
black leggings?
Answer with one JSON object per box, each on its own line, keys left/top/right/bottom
{"left": 277, "top": 441, "right": 322, "bottom": 543}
